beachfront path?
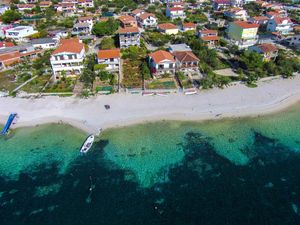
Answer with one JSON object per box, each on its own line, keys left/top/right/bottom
{"left": 1, "top": 76, "right": 300, "bottom": 133}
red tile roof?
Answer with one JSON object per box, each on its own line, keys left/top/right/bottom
{"left": 0, "top": 42, "right": 14, "bottom": 48}
{"left": 132, "top": 9, "right": 143, "bottom": 15}
{"left": 168, "top": 7, "right": 184, "bottom": 11}
{"left": 138, "top": 13, "right": 156, "bottom": 20}
{"left": 119, "top": 15, "right": 136, "bottom": 23}
{"left": 252, "top": 16, "right": 269, "bottom": 21}
{"left": 172, "top": 51, "right": 199, "bottom": 62}
{"left": 233, "top": 21, "right": 260, "bottom": 29}
{"left": 201, "top": 36, "right": 220, "bottom": 41}
{"left": 273, "top": 16, "right": 292, "bottom": 24}
{"left": 52, "top": 38, "right": 84, "bottom": 55}
{"left": 199, "top": 29, "right": 218, "bottom": 34}
{"left": 149, "top": 50, "right": 175, "bottom": 64}
{"left": 158, "top": 23, "right": 177, "bottom": 30}
{"left": 183, "top": 22, "right": 196, "bottom": 28}
{"left": 118, "top": 27, "right": 139, "bottom": 34}
{"left": 97, "top": 49, "right": 120, "bottom": 59}
{"left": 257, "top": 43, "right": 278, "bottom": 53}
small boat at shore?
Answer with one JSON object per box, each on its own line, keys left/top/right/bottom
{"left": 80, "top": 135, "right": 95, "bottom": 154}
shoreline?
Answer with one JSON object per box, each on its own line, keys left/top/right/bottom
{"left": 1, "top": 76, "right": 300, "bottom": 134}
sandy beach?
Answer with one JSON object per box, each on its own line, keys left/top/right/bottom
{"left": 1, "top": 76, "right": 300, "bottom": 133}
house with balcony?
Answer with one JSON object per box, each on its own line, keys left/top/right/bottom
{"left": 166, "top": 6, "right": 186, "bottom": 20}
{"left": 131, "top": 9, "right": 144, "bottom": 17}
{"left": 0, "top": 44, "right": 41, "bottom": 70}
{"left": 197, "top": 29, "right": 220, "bottom": 47}
{"left": 136, "top": 13, "right": 157, "bottom": 28}
{"left": 39, "top": 1, "right": 52, "bottom": 9}
{"left": 56, "top": 2, "right": 76, "bottom": 16}
{"left": 213, "top": 0, "right": 231, "bottom": 10}
{"left": 118, "top": 27, "right": 140, "bottom": 48}
{"left": 172, "top": 51, "right": 199, "bottom": 74}
{"left": 248, "top": 43, "right": 278, "bottom": 61}
{"left": 158, "top": 23, "right": 179, "bottom": 35}
{"left": 77, "top": 16, "right": 93, "bottom": 25}
{"left": 267, "top": 17, "right": 293, "bottom": 35}
{"left": 250, "top": 16, "right": 269, "bottom": 25}
{"left": 97, "top": 49, "right": 120, "bottom": 73}
{"left": 72, "top": 22, "right": 92, "bottom": 35}
{"left": 78, "top": 0, "right": 94, "bottom": 8}
{"left": 283, "top": 35, "right": 300, "bottom": 47}
{"left": 148, "top": 50, "right": 176, "bottom": 76}
{"left": 5, "top": 26, "right": 38, "bottom": 42}
{"left": 50, "top": 38, "right": 85, "bottom": 79}
{"left": 227, "top": 21, "right": 259, "bottom": 49}
{"left": 224, "top": 8, "right": 248, "bottom": 21}
{"left": 119, "top": 15, "right": 138, "bottom": 28}
{"left": 17, "top": 4, "right": 35, "bottom": 11}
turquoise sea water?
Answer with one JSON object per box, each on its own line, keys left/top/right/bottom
{"left": 1, "top": 105, "right": 300, "bottom": 224}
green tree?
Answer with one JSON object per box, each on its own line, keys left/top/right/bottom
{"left": 240, "top": 50, "right": 263, "bottom": 71}
{"left": 92, "top": 18, "right": 119, "bottom": 36}
{"left": 141, "top": 62, "right": 151, "bottom": 80}
{"left": 1, "top": 10, "right": 21, "bottom": 23}
{"left": 100, "top": 37, "right": 116, "bottom": 49}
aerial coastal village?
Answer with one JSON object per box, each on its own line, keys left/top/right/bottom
{"left": 0, "top": 0, "right": 299, "bottom": 96}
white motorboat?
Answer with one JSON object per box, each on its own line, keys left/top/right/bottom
{"left": 80, "top": 135, "right": 95, "bottom": 154}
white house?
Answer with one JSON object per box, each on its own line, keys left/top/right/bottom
{"left": 136, "top": 13, "right": 157, "bottom": 28}
{"left": 78, "top": 0, "right": 94, "bottom": 8}
{"left": 166, "top": 6, "right": 186, "bottom": 20}
{"left": 50, "top": 38, "right": 85, "bottom": 79}
{"left": 30, "top": 38, "right": 58, "bottom": 49}
{"left": 181, "top": 22, "right": 196, "bottom": 32}
{"left": 0, "top": 5, "right": 9, "bottom": 14}
{"left": 267, "top": 17, "right": 293, "bottom": 35}
{"left": 224, "top": 8, "right": 248, "bottom": 21}
{"left": 97, "top": 49, "right": 120, "bottom": 73}
{"left": 5, "top": 26, "right": 38, "bottom": 42}
{"left": 283, "top": 35, "right": 300, "bottom": 47}
{"left": 148, "top": 50, "right": 176, "bottom": 76}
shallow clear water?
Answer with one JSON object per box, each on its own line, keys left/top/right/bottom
{"left": 1, "top": 105, "right": 300, "bottom": 225}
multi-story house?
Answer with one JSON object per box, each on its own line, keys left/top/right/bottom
{"left": 227, "top": 21, "right": 259, "bottom": 49}
{"left": 78, "top": 0, "right": 94, "bottom": 8}
{"left": 97, "top": 49, "right": 120, "bottom": 73}
{"left": 224, "top": 8, "right": 248, "bottom": 21}
{"left": 0, "top": 44, "right": 41, "bottom": 70}
{"left": 250, "top": 16, "right": 269, "bottom": 25}
{"left": 77, "top": 16, "right": 93, "bottom": 26}
{"left": 131, "top": 9, "right": 144, "bottom": 18}
{"left": 5, "top": 26, "right": 38, "bottom": 42}
{"left": 213, "top": 0, "right": 231, "bottom": 10}
{"left": 0, "top": 24, "right": 13, "bottom": 39}
{"left": 17, "top": 4, "right": 35, "bottom": 11}
{"left": 166, "top": 6, "right": 186, "bottom": 20}
{"left": 158, "top": 23, "right": 179, "bottom": 35}
{"left": 197, "top": 29, "right": 220, "bottom": 47}
{"left": 148, "top": 50, "right": 176, "bottom": 76}
{"left": 119, "top": 15, "right": 138, "bottom": 28}
{"left": 118, "top": 27, "right": 140, "bottom": 48}
{"left": 172, "top": 51, "right": 199, "bottom": 74}
{"left": 248, "top": 43, "right": 278, "bottom": 61}
{"left": 56, "top": 2, "right": 76, "bottom": 16}
{"left": 136, "top": 13, "right": 157, "bottom": 28}
{"left": 50, "top": 38, "right": 85, "bottom": 79}
{"left": 39, "top": 1, "right": 53, "bottom": 9}
{"left": 283, "top": 35, "right": 300, "bottom": 47}
{"left": 72, "top": 23, "right": 92, "bottom": 35}
{"left": 267, "top": 17, "right": 293, "bottom": 35}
